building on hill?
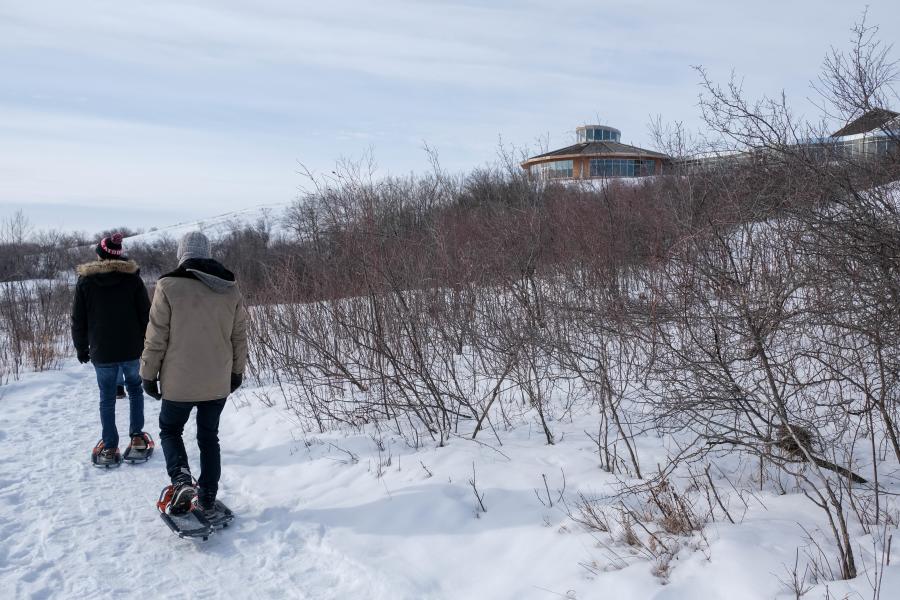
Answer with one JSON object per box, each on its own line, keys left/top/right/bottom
{"left": 521, "top": 125, "right": 669, "bottom": 180}
{"left": 523, "top": 110, "right": 898, "bottom": 180}
{"left": 686, "top": 107, "right": 899, "bottom": 169}
{"left": 825, "top": 107, "right": 899, "bottom": 159}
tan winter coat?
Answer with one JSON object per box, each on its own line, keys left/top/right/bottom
{"left": 140, "top": 262, "right": 248, "bottom": 402}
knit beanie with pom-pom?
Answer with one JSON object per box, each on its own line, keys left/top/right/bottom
{"left": 96, "top": 233, "right": 125, "bottom": 260}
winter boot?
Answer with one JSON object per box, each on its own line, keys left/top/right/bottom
{"left": 194, "top": 489, "right": 232, "bottom": 527}
{"left": 194, "top": 498, "right": 214, "bottom": 519}
{"left": 194, "top": 488, "right": 216, "bottom": 514}
{"left": 158, "top": 482, "right": 197, "bottom": 516}
{"left": 116, "top": 385, "right": 126, "bottom": 399}
{"left": 129, "top": 433, "right": 148, "bottom": 452}
{"left": 167, "top": 474, "right": 197, "bottom": 516}
{"left": 92, "top": 440, "right": 121, "bottom": 467}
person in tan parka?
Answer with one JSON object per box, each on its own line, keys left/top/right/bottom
{"left": 141, "top": 230, "right": 248, "bottom": 516}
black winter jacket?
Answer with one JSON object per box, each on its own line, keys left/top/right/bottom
{"left": 71, "top": 259, "right": 151, "bottom": 364}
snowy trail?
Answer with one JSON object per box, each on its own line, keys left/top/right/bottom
{"left": 4, "top": 363, "right": 899, "bottom": 599}
{"left": 0, "top": 365, "right": 394, "bottom": 600}
{"left": 0, "top": 362, "right": 615, "bottom": 600}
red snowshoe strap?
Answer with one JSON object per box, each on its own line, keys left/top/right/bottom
{"left": 157, "top": 485, "right": 174, "bottom": 514}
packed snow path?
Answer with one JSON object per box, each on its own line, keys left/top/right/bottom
{"left": 0, "top": 366, "right": 395, "bottom": 599}
{"left": 1, "top": 363, "right": 620, "bottom": 599}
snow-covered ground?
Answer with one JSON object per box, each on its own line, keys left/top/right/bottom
{"left": 1, "top": 361, "right": 899, "bottom": 599}
{"left": 123, "top": 203, "right": 289, "bottom": 245}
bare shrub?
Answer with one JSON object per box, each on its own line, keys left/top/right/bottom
{"left": 0, "top": 280, "right": 72, "bottom": 379}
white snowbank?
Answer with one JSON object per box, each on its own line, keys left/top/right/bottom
{"left": 1, "top": 362, "right": 898, "bottom": 599}
{"left": 122, "top": 202, "right": 289, "bottom": 245}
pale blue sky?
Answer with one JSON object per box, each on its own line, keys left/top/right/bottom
{"left": 1, "top": 0, "right": 898, "bottom": 233}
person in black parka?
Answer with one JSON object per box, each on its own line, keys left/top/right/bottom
{"left": 71, "top": 233, "right": 152, "bottom": 465}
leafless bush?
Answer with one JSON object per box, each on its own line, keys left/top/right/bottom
{"left": 241, "top": 14, "right": 900, "bottom": 584}
{"left": 0, "top": 279, "right": 72, "bottom": 379}
{"left": 570, "top": 471, "right": 710, "bottom": 582}
{"left": 631, "top": 14, "right": 899, "bottom": 580}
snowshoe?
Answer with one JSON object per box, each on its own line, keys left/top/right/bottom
{"left": 123, "top": 432, "right": 154, "bottom": 463}
{"left": 157, "top": 484, "right": 212, "bottom": 541}
{"left": 159, "top": 511, "right": 212, "bottom": 541}
{"left": 91, "top": 440, "right": 122, "bottom": 468}
{"left": 194, "top": 498, "right": 235, "bottom": 530}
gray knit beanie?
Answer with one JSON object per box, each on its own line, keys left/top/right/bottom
{"left": 177, "top": 231, "right": 211, "bottom": 264}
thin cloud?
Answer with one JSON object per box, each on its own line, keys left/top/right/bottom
{"left": 1, "top": 0, "right": 897, "bottom": 231}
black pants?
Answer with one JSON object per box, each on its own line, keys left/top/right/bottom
{"left": 159, "top": 399, "right": 227, "bottom": 499}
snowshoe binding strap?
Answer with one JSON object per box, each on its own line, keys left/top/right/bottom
{"left": 157, "top": 485, "right": 174, "bottom": 514}
{"left": 158, "top": 483, "right": 197, "bottom": 515}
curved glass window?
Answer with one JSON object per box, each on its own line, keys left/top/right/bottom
{"left": 578, "top": 127, "right": 621, "bottom": 143}
{"left": 537, "top": 159, "right": 573, "bottom": 178}
{"left": 831, "top": 135, "right": 898, "bottom": 157}
{"left": 589, "top": 158, "right": 656, "bottom": 177}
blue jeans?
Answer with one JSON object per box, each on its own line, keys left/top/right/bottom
{"left": 94, "top": 359, "right": 144, "bottom": 449}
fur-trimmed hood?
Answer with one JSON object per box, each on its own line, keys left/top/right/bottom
{"left": 76, "top": 259, "right": 140, "bottom": 277}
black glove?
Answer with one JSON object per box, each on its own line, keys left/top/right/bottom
{"left": 142, "top": 379, "right": 162, "bottom": 400}
{"left": 77, "top": 349, "right": 90, "bottom": 364}
{"left": 230, "top": 372, "right": 243, "bottom": 393}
